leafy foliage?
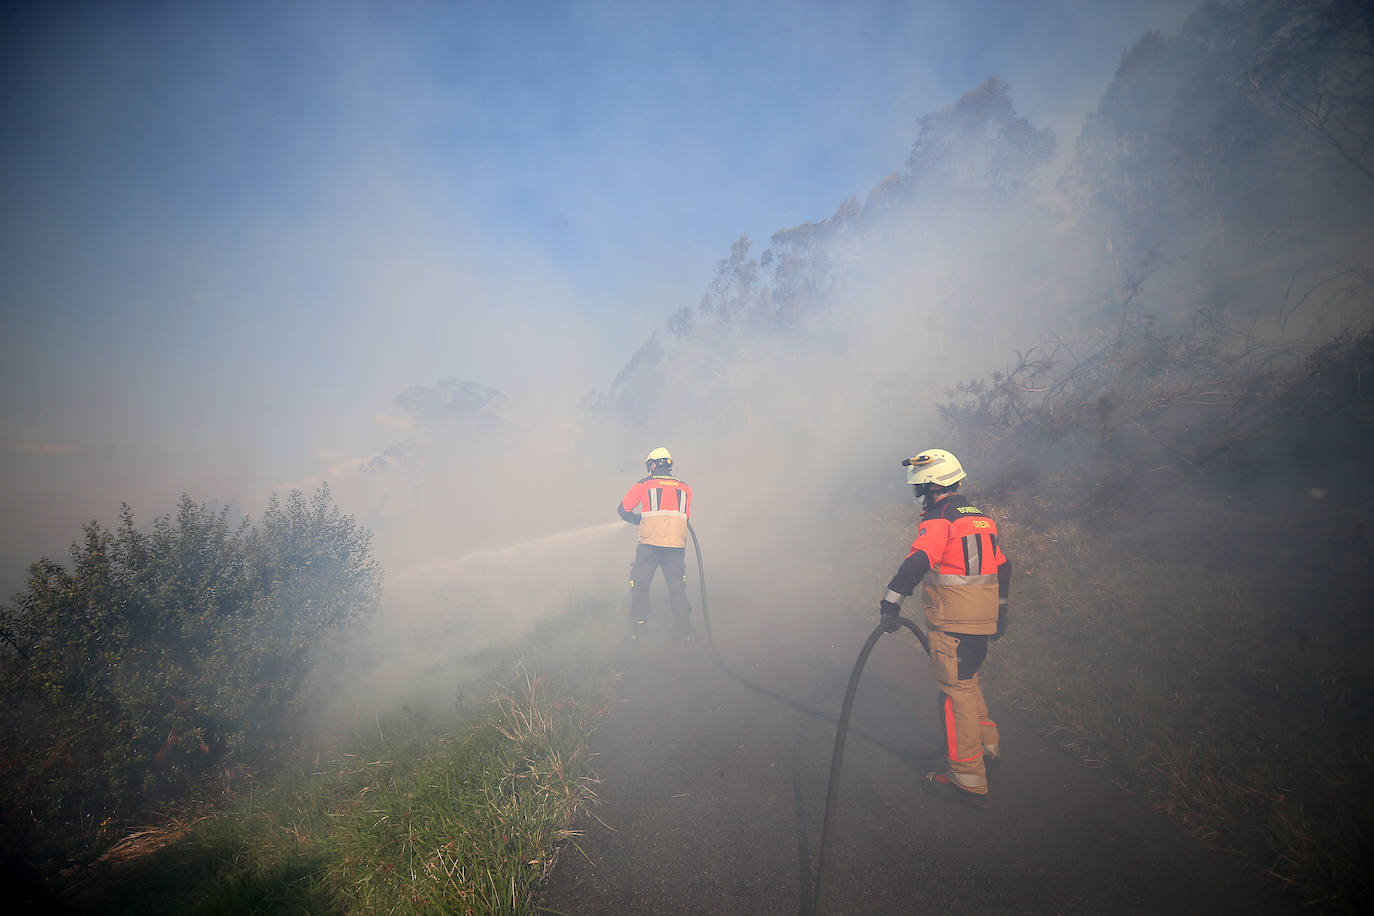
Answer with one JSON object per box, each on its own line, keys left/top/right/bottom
{"left": 592, "top": 78, "right": 1060, "bottom": 424}
{"left": 0, "top": 484, "right": 381, "bottom": 872}
{"left": 903, "top": 76, "right": 1056, "bottom": 201}
{"left": 50, "top": 600, "right": 616, "bottom": 915}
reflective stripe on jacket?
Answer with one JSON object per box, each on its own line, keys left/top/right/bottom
{"left": 620, "top": 475, "right": 692, "bottom": 547}
{"left": 908, "top": 495, "right": 1005, "bottom": 635}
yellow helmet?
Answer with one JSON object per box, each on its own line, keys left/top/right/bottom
{"left": 645, "top": 447, "right": 673, "bottom": 474}
{"left": 901, "top": 448, "right": 966, "bottom": 488}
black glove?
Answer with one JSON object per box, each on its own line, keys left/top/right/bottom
{"left": 879, "top": 599, "right": 902, "bottom": 632}
{"left": 993, "top": 599, "right": 1011, "bottom": 640}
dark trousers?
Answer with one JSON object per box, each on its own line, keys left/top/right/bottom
{"left": 629, "top": 544, "right": 691, "bottom": 624}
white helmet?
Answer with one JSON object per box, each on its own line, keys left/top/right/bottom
{"left": 901, "top": 448, "right": 966, "bottom": 488}
{"left": 645, "top": 446, "right": 673, "bottom": 473}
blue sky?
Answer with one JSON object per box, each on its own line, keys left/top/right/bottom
{"left": 0, "top": 0, "right": 1198, "bottom": 592}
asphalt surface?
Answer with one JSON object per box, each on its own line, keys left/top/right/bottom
{"left": 539, "top": 603, "right": 1300, "bottom": 916}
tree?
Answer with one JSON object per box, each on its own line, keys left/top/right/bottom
{"left": 761, "top": 196, "right": 861, "bottom": 325}
{"left": 1066, "top": 0, "right": 1374, "bottom": 307}
{"left": 586, "top": 333, "right": 666, "bottom": 425}
{"left": 1245, "top": 0, "right": 1374, "bottom": 183}
{"left": 905, "top": 76, "right": 1056, "bottom": 201}
{"left": 697, "top": 235, "right": 762, "bottom": 334}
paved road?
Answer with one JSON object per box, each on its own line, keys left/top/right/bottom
{"left": 541, "top": 605, "right": 1299, "bottom": 916}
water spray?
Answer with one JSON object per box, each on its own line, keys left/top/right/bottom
{"left": 398, "top": 521, "right": 623, "bottom": 581}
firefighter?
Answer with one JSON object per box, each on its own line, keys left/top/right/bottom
{"left": 878, "top": 448, "right": 1012, "bottom": 801}
{"left": 618, "top": 447, "right": 694, "bottom": 643}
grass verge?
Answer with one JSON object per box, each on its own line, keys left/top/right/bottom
{"left": 57, "top": 604, "right": 617, "bottom": 915}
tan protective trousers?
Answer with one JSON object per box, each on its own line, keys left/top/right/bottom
{"left": 927, "top": 629, "right": 1000, "bottom": 794}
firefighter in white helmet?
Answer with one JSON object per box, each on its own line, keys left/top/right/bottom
{"left": 879, "top": 448, "right": 1012, "bottom": 801}
{"left": 618, "top": 447, "right": 694, "bottom": 643}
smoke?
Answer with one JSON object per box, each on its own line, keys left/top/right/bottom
{"left": 307, "top": 0, "right": 1374, "bottom": 721}
{"left": 320, "top": 521, "right": 625, "bottom": 713}
{"left": 4, "top": 1, "right": 1372, "bottom": 739}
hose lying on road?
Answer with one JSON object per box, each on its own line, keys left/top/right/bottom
{"left": 813, "top": 614, "right": 929, "bottom": 915}
{"left": 686, "top": 522, "right": 942, "bottom": 765}
{"left": 686, "top": 523, "right": 938, "bottom": 914}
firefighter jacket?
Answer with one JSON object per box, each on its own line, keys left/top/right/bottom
{"left": 890, "top": 494, "right": 1007, "bottom": 636}
{"left": 619, "top": 474, "right": 692, "bottom": 548}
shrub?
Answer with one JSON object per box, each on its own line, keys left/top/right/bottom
{"left": 0, "top": 484, "right": 381, "bottom": 873}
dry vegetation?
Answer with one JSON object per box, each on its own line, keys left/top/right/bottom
{"left": 941, "top": 306, "right": 1374, "bottom": 909}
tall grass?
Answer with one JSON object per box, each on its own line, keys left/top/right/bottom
{"left": 991, "top": 511, "right": 1374, "bottom": 910}
{"left": 59, "top": 607, "right": 615, "bottom": 915}
{"left": 325, "top": 669, "right": 599, "bottom": 914}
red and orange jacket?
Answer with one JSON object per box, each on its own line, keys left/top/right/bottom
{"left": 887, "top": 494, "right": 1011, "bottom": 635}
{"left": 618, "top": 474, "right": 692, "bottom": 548}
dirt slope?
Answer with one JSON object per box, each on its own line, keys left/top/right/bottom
{"left": 540, "top": 605, "right": 1298, "bottom": 916}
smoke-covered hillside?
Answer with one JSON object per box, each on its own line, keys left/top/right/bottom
{"left": 3, "top": 0, "right": 1372, "bottom": 908}
{"left": 525, "top": 2, "right": 1359, "bottom": 577}
{"left": 330, "top": 0, "right": 1374, "bottom": 696}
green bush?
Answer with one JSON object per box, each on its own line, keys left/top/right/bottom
{"left": 0, "top": 483, "right": 381, "bottom": 873}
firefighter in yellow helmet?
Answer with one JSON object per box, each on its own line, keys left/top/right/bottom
{"left": 879, "top": 448, "right": 1012, "bottom": 801}
{"left": 617, "top": 447, "right": 694, "bottom": 644}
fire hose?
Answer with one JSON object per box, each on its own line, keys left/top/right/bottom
{"left": 813, "top": 614, "right": 928, "bottom": 915}
{"left": 686, "top": 521, "right": 937, "bottom": 914}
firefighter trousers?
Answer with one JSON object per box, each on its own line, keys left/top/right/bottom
{"left": 629, "top": 544, "right": 691, "bottom": 629}
{"left": 927, "top": 629, "right": 1000, "bottom": 794}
